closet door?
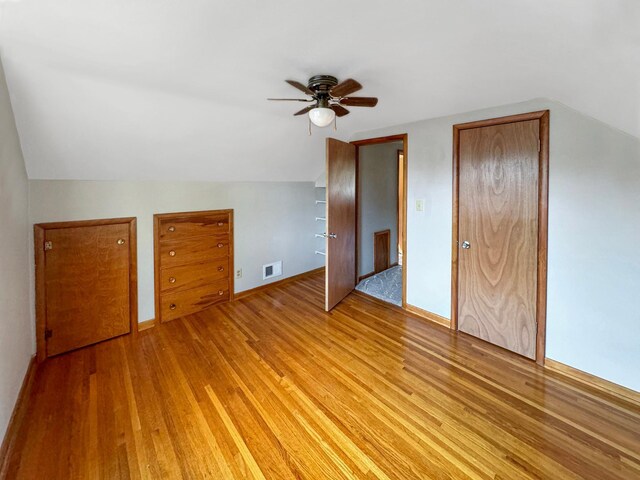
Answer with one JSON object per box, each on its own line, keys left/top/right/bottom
{"left": 374, "top": 229, "right": 391, "bottom": 273}
{"left": 457, "top": 119, "right": 540, "bottom": 359}
{"left": 40, "top": 220, "right": 134, "bottom": 357}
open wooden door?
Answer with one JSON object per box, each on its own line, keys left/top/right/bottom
{"left": 325, "top": 138, "right": 356, "bottom": 311}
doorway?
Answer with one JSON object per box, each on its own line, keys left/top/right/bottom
{"left": 452, "top": 111, "right": 549, "bottom": 364}
{"left": 324, "top": 134, "right": 407, "bottom": 311}
{"left": 354, "top": 139, "right": 404, "bottom": 306}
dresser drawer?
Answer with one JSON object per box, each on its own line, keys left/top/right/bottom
{"left": 159, "top": 213, "right": 229, "bottom": 241}
{"left": 159, "top": 234, "right": 230, "bottom": 268}
{"left": 161, "top": 279, "right": 230, "bottom": 322}
{"left": 160, "top": 258, "right": 229, "bottom": 292}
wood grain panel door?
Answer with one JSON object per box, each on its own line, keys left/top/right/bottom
{"left": 44, "top": 223, "right": 131, "bottom": 356}
{"left": 458, "top": 119, "right": 540, "bottom": 359}
{"left": 374, "top": 229, "right": 390, "bottom": 273}
{"left": 397, "top": 150, "right": 404, "bottom": 266}
{"left": 326, "top": 138, "right": 357, "bottom": 311}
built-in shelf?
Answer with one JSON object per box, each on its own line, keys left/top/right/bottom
{"left": 315, "top": 183, "right": 326, "bottom": 263}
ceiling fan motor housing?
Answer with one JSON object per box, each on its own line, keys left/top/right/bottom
{"left": 307, "top": 75, "right": 338, "bottom": 95}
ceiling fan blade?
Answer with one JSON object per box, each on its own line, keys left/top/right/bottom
{"left": 267, "top": 98, "right": 314, "bottom": 102}
{"left": 340, "top": 97, "right": 378, "bottom": 107}
{"left": 330, "top": 78, "right": 362, "bottom": 98}
{"left": 294, "top": 105, "right": 316, "bottom": 116}
{"left": 286, "top": 80, "right": 314, "bottom": 96}
{"left": 330, "top": 104, "right": 350, "bottom": 117}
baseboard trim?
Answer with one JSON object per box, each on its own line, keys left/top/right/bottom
{"left": 235, "top": 267, "right": 325, "bottom": 300}
{"left": 357, "top": 263, "right": 399, "bottom": 283}
{"left": 358, "top": 271, "right": 375, "bottom": 282}
{"left": 0, "top": 356, "right": 37, "bottom": 477}
{"left": 545, "top": 359, "right": 640, "bottom": 406}
{"left": 404, "top": 304, "right": 451, "bottom": 328}
{"left": 138, "top": 318, "right": 157, "bottom": 331}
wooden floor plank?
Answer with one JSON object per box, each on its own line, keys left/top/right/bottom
{"left": 3, "top": 272, "right": 640, "bottom": 479}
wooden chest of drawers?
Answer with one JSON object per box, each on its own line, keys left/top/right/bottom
{"left": 154, "top": 209, "right": 234, "bottom": 322}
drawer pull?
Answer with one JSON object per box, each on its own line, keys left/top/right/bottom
{"left": 117, "top": 238, "right": 125, "bottom": 245}
{"left": 217, "top": 243, "right": 224, "bottom": 248}
{"left": 168, "top": 226, "right": 176, "bottom": 232}
{"left": 169, "top": 277, "right": 176, "bottom": 283}
{"left": 218, "top": 290, "right": 225, "bottom": 296}
{"left": 217, "top": 222, "right": 224, "bottom": 226}
{"left": 169, "top": 303, "right": 177, "bottom": 310}
{"left": 169, "top": 250, "right": 176, "bottom": 256}
{"left": 217, "top": 266, "right": 224, "bottom": 272}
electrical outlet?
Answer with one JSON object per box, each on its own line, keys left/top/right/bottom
{"left": 416, "top": 199, "right": 425, "bottom": 212}
{"left": 236, "top": 268, "right": 242, "bottom": 278}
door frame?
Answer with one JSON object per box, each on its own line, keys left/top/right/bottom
{"left": 34, "top": 217, "right": 138, "bottom": 362}
{"left": 451, "top": 110, "right": 549, "bottom": 365}
{"left": 351, "top": 133, "right": 408, "bottom": 308}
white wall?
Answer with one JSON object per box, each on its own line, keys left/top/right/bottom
{"left": 358, "top": 142, "right": 400, "bottom": 277}
{"left": 0, "top": 60, "right": 32, "bottom": 441}
{"left": 29, "top": 181, "right": 323, "bottom": 324}
{"left": 352, "top": 98, "right": 640, "bottom": 392}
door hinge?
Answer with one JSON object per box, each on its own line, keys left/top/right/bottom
{"left": 44, "top": 241, "right": 53, "bottom": 251}
{"left": 44, "top": 328, "right": 53, "bottom": 340}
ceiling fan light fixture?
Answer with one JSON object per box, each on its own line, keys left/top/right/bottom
{"left": 308, "top": 107, "right": 335, "bottom": 127}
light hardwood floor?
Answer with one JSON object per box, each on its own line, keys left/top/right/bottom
{"left": 3, "top": 273, "right": 640, "bottom": 479}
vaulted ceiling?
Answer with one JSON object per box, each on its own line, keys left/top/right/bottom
{"left": 0, "top": 0, "right": 638, "bottom": 181}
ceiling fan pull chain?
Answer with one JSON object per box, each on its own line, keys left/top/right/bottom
{"left": 333, "top": 115, "right": 337, "bottom": 131}
{"left": 308, "top": 116, "right": 312, "bottom": 136}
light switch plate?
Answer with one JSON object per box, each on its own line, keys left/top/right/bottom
{"left": 416, "top": 199, "right": 425, "bottom": 212}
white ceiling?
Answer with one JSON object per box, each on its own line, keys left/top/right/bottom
{"left": 0, "top": 0, "right": 638, "bottom": 181}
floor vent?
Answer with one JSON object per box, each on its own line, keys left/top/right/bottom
{"left": 263, "top": 261, "right": 282, "bottom": 280}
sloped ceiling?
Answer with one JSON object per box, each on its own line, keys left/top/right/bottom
{"left": 0, "top": 0, "right": 638, "bottom": 181}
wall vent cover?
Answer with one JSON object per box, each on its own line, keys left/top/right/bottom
{"left": 263, "top": 261, "right": 282, "bottom": 280}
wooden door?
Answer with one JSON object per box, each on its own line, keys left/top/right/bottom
{"left": 457, "top": 119, "right": 540, "bottom": 359}
{"left": 397, "top": 150, "right": 404, "bottom": 265}
{"left": 44, "top": 223, "right": 132, "bottom": 356}
{"left": 374, "top": 229, "right": 390, "bottom": 273}
{"left": 325, "top": 138, "right": 357, "bottom": 311}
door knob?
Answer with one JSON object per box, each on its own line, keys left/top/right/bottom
{"left": 461, "top": 241, "right": 471, "bottom": 249}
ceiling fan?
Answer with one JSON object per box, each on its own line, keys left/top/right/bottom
{"left": 268, "top": 75, "right": 378, "bottom": 128}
